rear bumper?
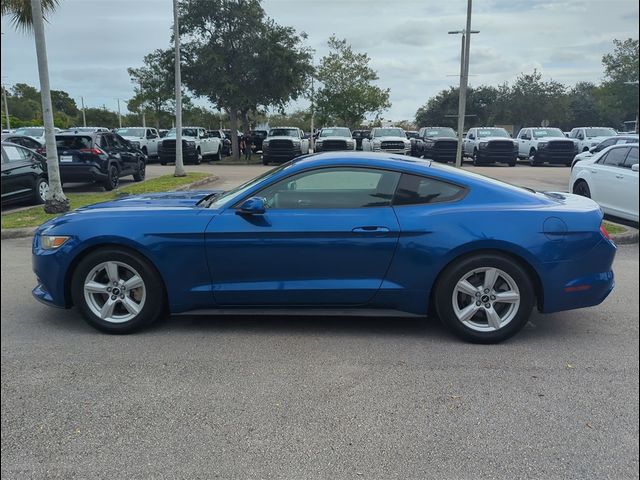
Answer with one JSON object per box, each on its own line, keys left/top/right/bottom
{"left": 59, "top": 163, "right": 108, "bottom": 183}
{"left": 540, "top": 238, "right": 617, "bottom": 313}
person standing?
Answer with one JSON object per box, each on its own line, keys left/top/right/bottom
{"left": 243, "top": 131, "right": 253, "bottom": 162}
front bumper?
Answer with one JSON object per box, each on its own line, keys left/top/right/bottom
{"left": 31, "top": 233, "right": 74, "bottom": 309}
{"left": 262, "top": 147, "right": 302, "bottom": 162}
{"left": 534, "top": 148, "right": 578, "bottom": 164}
{"left": 476, "top": 148, "right": 518, "bottom": 163}
{"left": 158, "top": 146, "right": 198, "bottom": 163}
{"left": 423, "top": 147, "right": 457, "bottom": 162}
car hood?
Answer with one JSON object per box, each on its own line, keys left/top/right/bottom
{"left": 163, "top": 135, "right": 198, "bottom": 141}
{"left": 120, "top": 136, "right": 144, "bottom": 141}
{"left": 424, "top": 136, "right": 458, "bottom": 142}
{"left": 479, "top": 137, "right": 516, "bottom": 142}
{"left": 584, "top": 136, "right": 610, "bottom": 143}
{"left": 317, "top": 136, "right": 353, "bottom": 142}
{"left": 265, "top": 136, "right": 301, "bottom": 142}
{"left": 77, "top": 190, "right": 223, "bottom": 211}
{"left": 372, "top": 136, "right": 409, "bottom": 142}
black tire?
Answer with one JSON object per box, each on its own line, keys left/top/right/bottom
{"left": 133, "top": 160, "right": 146, "bottom": 182}
{"left": 141, "top": 147, "right": 148, "bottom": 157}
{"left": 160, "top": 161, "right": 167, "bottom": 166}
{"left": 71, "top": 248, "right": 166, "bottom": 334}
{"left": 434, "top": 253, "right": 535, "bottom": 344}
{"left": 213, "top": 148, "right": 221, "bottom": 161}
{"left": 472, "top": 150, "right": 480, "bottom": 166}
{"left": 508, "top": 161, "right": 516, "bottom": 167}
{"left": 194, "top": 149, "right": 202, "bottom": 165}
{"left": 103, "top": 164, "right": 120, "bottom": 191}
{"left": 573, "top": 180, "right": 591, "bottom": 198}
{"left": 33, "top": 176, "right": 49, "bottom": 204}
{"left": 262, "top": 157, "right": 269, "bottom": 166}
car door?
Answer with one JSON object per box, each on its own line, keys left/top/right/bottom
{"left": 1, "top": 144, "right": 35, "bottom": 202}
{"left": 616, "top": 146, "right": 639, "bottom": 219}
{"left": 463, "top": 129, "right": 475, "bottom": 155}
{"left": 517, "top": 129, "right": 530, "bottom": 157}
{"left": 590, "top": 146, "right": 630, "bottom": 212}
{"left": 111, "top": 133, "right": 138, "bottom": 174}
{"left": 146, "top": 129, "right": 159, "bottom": 156}
{"left": 205, "top": 167, "right": 402, "bottom": 306}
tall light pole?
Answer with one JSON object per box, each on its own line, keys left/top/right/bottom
{"left": 116, "top": 98, "right": 122, "bottom": 128}
{"left": 173, "top": 0, "right": 185, "bottom": 176}
{"left": 449, "top": 0, "right": 478, "bottom": 168}
{"left": 80, "top": 96, "right": 86, "bottom": 127}
{"left": 310, "top": 75, "right": 315, "bottom": 152}
{"left": 2, "top": 83, "right": 10, "bottom": 130}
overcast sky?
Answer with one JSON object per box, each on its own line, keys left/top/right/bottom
{"left": 1, "top": 0, "right": 638, "bottom": 121}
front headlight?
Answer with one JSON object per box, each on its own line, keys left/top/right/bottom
{"left": 130, "top": 141, "right": 140, "bottom": 149}
{"left": 184, "top": 140, "right": 195, "bottom": 147}
{"left": 512, "top": 140, "right": 519, "bottom": 147}
{"left": 479, "top": 141, "right": 489, "bottom": 148}
{"left": 538, "top": 142, "right": 548, "bottom": 148}
{"left": 263, "top": 140, "right": 270, "bottom": 147}
{"left": 40, "top": 235, "right": 70, "bottom": 250}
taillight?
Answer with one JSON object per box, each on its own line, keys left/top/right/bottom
{"left": 79, "top": 148, "right": 103, "bottom": 155}
{"left": 600, "top": 223, "right": 611, "bottom": 240}
{"left": 36, "top": 148, "right": 46, "bottom": 155}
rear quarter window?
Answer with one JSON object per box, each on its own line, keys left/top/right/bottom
{"left": 393, "top": 173, "right": 466, "bottom": 206}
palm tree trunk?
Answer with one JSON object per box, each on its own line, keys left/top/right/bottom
{"left": 228, "top": 108, "right": 240, "bottom": 161}
{"left": 172, "top": 0, "right": 186, "bottom": 177}
{"left": 30, "top": 0, "right": 68, "bottom": 213}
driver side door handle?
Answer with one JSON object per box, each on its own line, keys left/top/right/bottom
{"left": 352, "top": 226, "right": 390, "bottom": 233}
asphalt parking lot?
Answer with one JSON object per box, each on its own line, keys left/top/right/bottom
{"left": 1, "top": 162, "right": 638, "bottom": 479}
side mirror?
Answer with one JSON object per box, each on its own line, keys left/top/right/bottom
{"left": 589, "top": 146, "right": 597, "bottom": 153}
{"left": 632, "top": 164, "right": 639, "bottom": 172}
{"left": 237, "top": 197, "right": 266, "bottom": 215}
{"left": 468, "top": 135, "right": 475, "bottom": 140}
{"left": 577, "top": 134, "right": 584, "bottom": 140}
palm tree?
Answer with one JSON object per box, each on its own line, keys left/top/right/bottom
{"left": 1, "top": 0, "right": 69, "bottom": 213}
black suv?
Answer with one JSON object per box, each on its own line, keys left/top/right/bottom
{"left": 250, "top": 129, "right": 268, "bottom": 152}
{"left": 351, "top": 130, "right": 371, "bottom": 151}
{"left": 52, "top": 132, "right": 146, "bottom": 190}
{"left": 1, "top": 142, "right": 49, "bottom": 205}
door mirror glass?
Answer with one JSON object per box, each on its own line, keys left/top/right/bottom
{"left": 577, "top": 134, "right": 584, "bottom": 140}
{"left": 632, "top": 164, "right": 639, "bottom": 172}
{"left": 237, "top": 196, "right": 266, "bottom": 215}
{"left": 589, "top": 146, "right": 597, "bottom": 153}
{"left": 468, "top": 134, "right": 475, "bottom": 140}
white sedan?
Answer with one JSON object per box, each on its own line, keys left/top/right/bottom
{"left": 570, "top": 143, "right": 639, "bottom": 223}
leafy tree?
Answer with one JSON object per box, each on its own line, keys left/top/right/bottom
{"left": 179, "top": 0, "right": 312, "bottom": 159}
{"left": 1, "top": 0, "right": 68, "bottom": 213}
{"left": 508, "top": 70, "right": 569, "bottom": 127}
{"left": 51, "top": 89, "right": 78, "bottom": 117}
{"left": 598, "top": 38, "right": 639, "bottom": 129}
{"left": 567, "top": 82, "right": 601, "bottom": 128}
{"left": 267, "top": 109, "right": 311, "bottom": 131}
{"left": 127, "top": 49, "right": 177, "bottom": 129}
{"left": 315, "top": 36, "right": 390, "bottom": 129}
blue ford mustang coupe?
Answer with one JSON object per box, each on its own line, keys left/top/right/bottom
{"left": 32, "top": 153, "right": 616, "bottom": 343}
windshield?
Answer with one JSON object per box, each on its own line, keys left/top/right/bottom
{"left": 319, "top": 128, "right": 351, "bottom": 138}
{"left": 269, "top": 128, "right": 298, "bottom": 137}
{"left": 477, "top": 128, "right": 510, "bottom": 138}
{"left": 406, "top": 131, "right": 419, "bottom": 139}
{"left": 585, "top": 128, "right": 617, "bottom": 137}
{"left": 208, "top": 131, "right": 222, "bottom": 138}
{"left": 532, "top": 128, "right": 565, "bottom": 139}
{"left": 373, "top": 128, "right": 405, "bottom": 138}
{"left": 352, "top": 131, "right": 370, "bottom": 138}
{"left": 166, "top": 128, "right": 199, "bottom": 138}
{"left": 116, "top": 128, "right": 145, "bottom": 137}
{"left": 251, "top": 130, "right": 268, "bottom": 138}
{"left": 208, "top": 164, "right": 290, "bottom": 209}
{"left": 423, "top": 127, "right": 456, "bottom": 138}
{"left": 14, "top": 128, "right": 44, "bottom": 136}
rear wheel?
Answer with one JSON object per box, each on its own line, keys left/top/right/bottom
{"left": 472, "top": 150, "right": 480, "bottom": 166}
{"left": 103, "top": 164, "right": 120, "bottom": 191}
{"left": 434, "top": 253, "right": 535, "bottom": 343}
{"left": 213, "top": 148, "right": 221, "bottom": 161}
{"left": 71, "top": 248, "right": 165, "bottom": 334}
{"left": 33, "top": 177, "right": 49, "bottom": 204}
{"left": 573, "top": 180, "right": 591, "bottom": 198}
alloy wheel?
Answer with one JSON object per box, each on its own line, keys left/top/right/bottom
{"left": 38, "top": 180, "right": 49, "bottom": 202}
{"left": 451, "top": 267, "right": 521, "bottom": 332}
{"left": 83, "top": 261, "right": 146, "bottom": 324}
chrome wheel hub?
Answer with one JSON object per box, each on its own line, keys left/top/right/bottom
{"left": 451, "top": 267, "right": 521, "bottom": 332}
{"left": 83, "top": 261, "right": 146, "bottom": 324}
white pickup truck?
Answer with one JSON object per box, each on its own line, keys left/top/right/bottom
{"left": 462, "top": 127, "right": 518, "bottom": 166}
{"left": 115, "top": 127, "right": 161, "bottom": 158}
{"left": 516, "top": 127, "right": 578, "bottom": 166}
{"left": 568, "top": 127, "right": 618, "bottom": 152}
{"left": 158, "top": 126, "right": 222, "bottom": 165}
{"left": 262, "top": 127, "right": 310, "bottom": 165}
{"left": 361, "top": 127, "right": 410, "bottom": 155}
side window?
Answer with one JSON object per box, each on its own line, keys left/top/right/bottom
{"left": 598, "top": 138, "right": 616, "bottom": 150}
{"left": 111, "top": 134, "right": 127, "bottom": 149}
{"left": 600, "top": 147, "right": 629, "bottom": 167}
{"left": 393, "top": 174, "right": 466, "bottom": 206}
{"left": 467, "top": 129, "right": 475, "bottom": 140}
{"left": 99, "top": 134, "right": 113, "bottom": 150}
{"left": 255, "top": 168, "right": 401, "bottom": 209}
{"left": 3, "top": 145, "right": 28, "bottom": 163}
{"left": 622, "top": 147, "right": 638, "bottom": 168}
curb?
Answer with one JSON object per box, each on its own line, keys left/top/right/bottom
{"left": 174, "top": 174, "right": 219, "bottom": 191}
{"left": 608, "top": 222, "right": 639, "bottom": 245}
{"left": 1, "top": 175, "right": 221, "bottom": 240}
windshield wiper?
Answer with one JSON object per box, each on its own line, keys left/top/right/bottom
{"left": 196, "top": 192, "right": 224, "bottom": 208}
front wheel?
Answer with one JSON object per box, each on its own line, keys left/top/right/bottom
{"left": 434, "top": 254, "right": 535, "bottom": 343}
{"left": 71, "top": 248, "right": 166, "bottom": 334}
{"left": 133, "top": 160, "right": 146, "bottom": 182}
{"left": 472, "top": 150, "right": 481, "bottom": 166}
